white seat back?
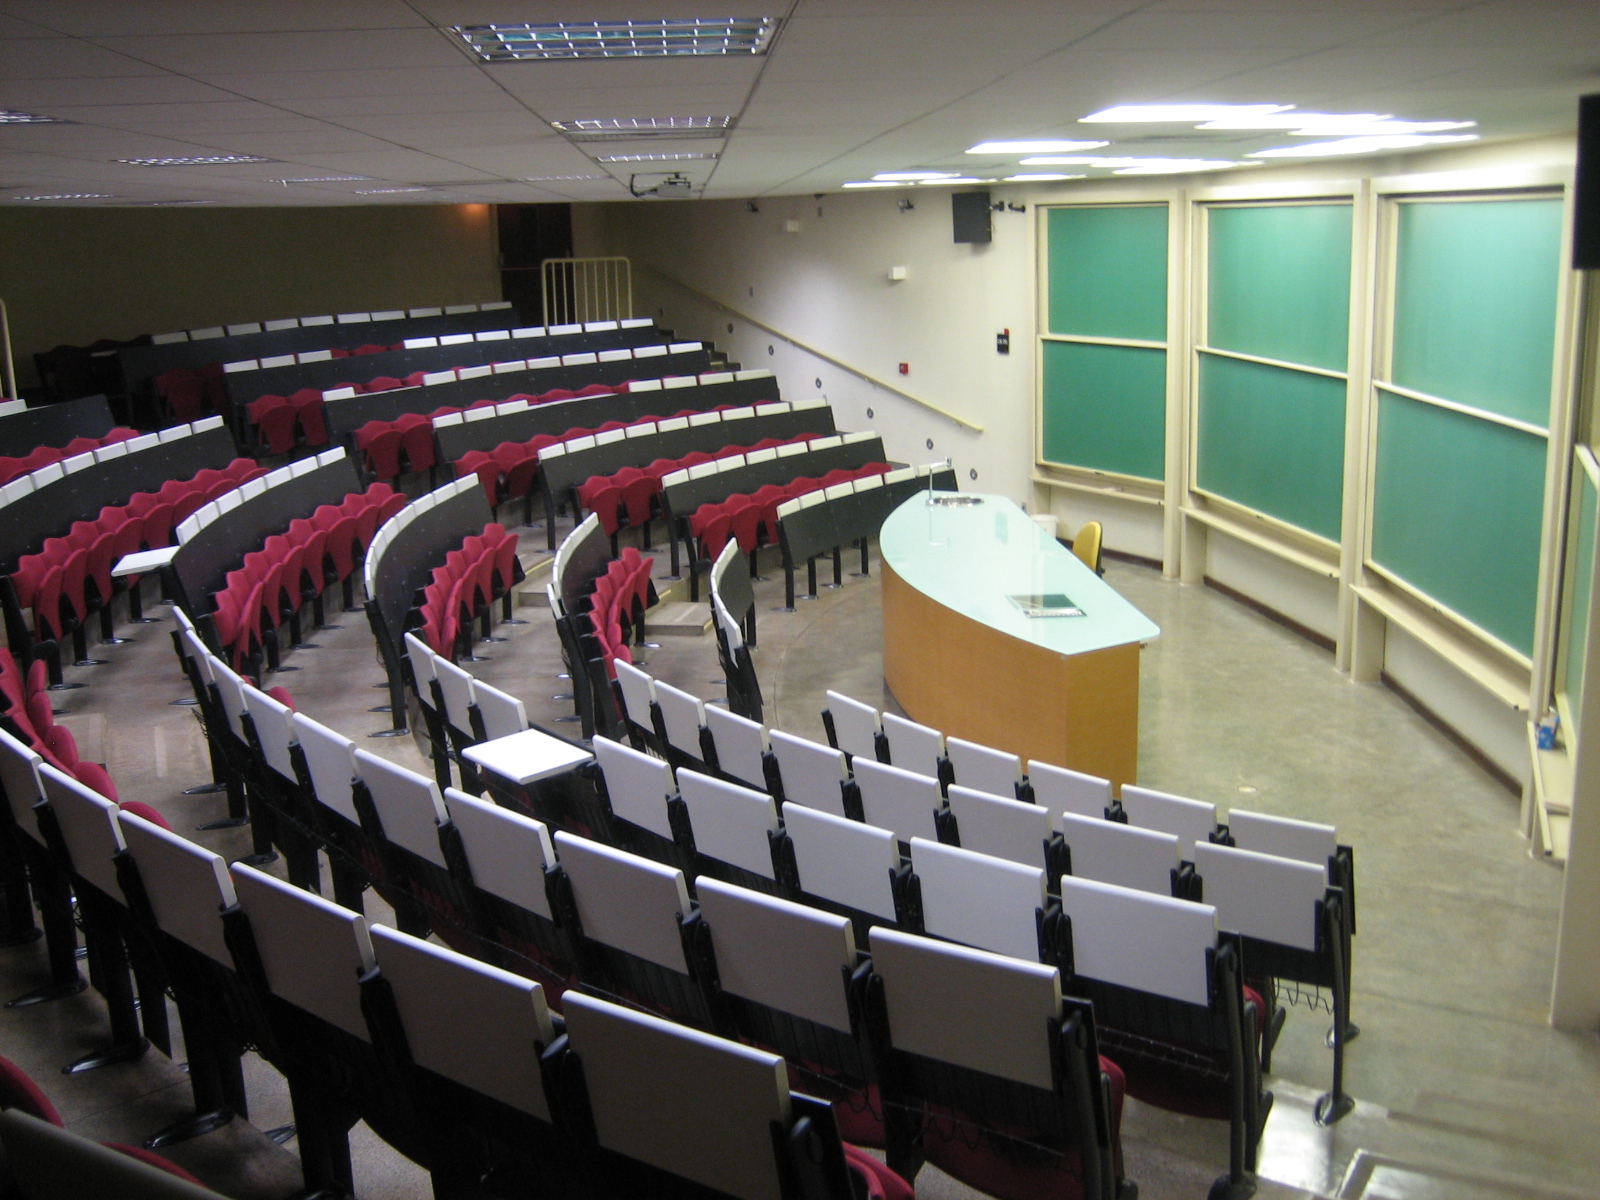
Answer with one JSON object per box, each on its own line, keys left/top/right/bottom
{"left": 290, "top": 712, "right": 359, "bottom": 823}
{"left": 1119, "top": 786, "right": 1218, "bottom": 856}
{"left": 945, "top": 737, "right": 1021, "bottom": 798}
{"left": 946, "top": 785, "right": 1053, "bottom": 869}
{"left": 652, "top": 680, "right": 706, "bottom": 758}
{"left": 677, "top": 770, "right": 778, "bottom": 879}
{"left": 593, "top": 736, "right": 675, "bottom": 839}
{"left": 1227, "top": 809, "right": 1337, "bottom": 869}
{"left": 868, "top": 927, "right": 1062, "bottom": 1091}
{"left": 1192, "top": 842, "right": 1324, "bottom": 952}
{"left": 703, "top": 705, "right": 769, "bottom": 788}
{"left": 241, "top": 685, "right": 297, "bottom": 781}
{"left": 230, "top": 863, "right": 374, "bottom": 1038}
{"left": 0, "top": 729, "right": 44, "bottom": 839}
{"left": 695, "top": 877, "right": 856, "bottom": 1033}
{"left": 116, "top": 812, "right": 236, "bottom": 966}
{"left": 824, "top": 691, "right": 881, "bottom": 762}
{"left": 614, "top": 660, "right": 656, "bottom": 727}
{"left": 853, "top": 758, "right": 942, "bottom": 843}
{"left": 562, "top": 991, "right": 790, "bottom": 1200}
{"left": 210, "top": 661, "right": 250, "bottom": 741}
{"left": 1027, "top": 760, "right": 1112, "bottom": 821}
{"left": 472, "top": 679, "right": 528, "bottom": 741}
{"left": 434, "top": 658, "right": 477, "bottom": 732}
{"left": 1057, "top": 876, "right": 1216, "bottom": 1006}
{"left": 554, "top": 832, "right": 692, "bottom": 973}
{"left": 404, "top": 632, "right": 436, "bottom": 702}
{"left": 781, "top": 802, "right": 899, "bottom": 921}
{"left": 768, "top": 730, "right": 848, "bottom": 817}
{"left": 910, "top": 837, "right": 1046, "bottom": 962}
{"left": 881, "top": 712, "right": 944, "bottom": 778}
{"left": 370, "top": 925, "right": 554, "bottom": 1119}
{"left": 38, "top": 765, "right": 123, "bottom": 897}
{"left": 442, "top": 788, "right": 555, "bottom": 919}
{"left": 353, "top": 750, "right": 448, "bottom": 867}
{"left": 1059, "top": 812, "right": 1181, "bottom": 896}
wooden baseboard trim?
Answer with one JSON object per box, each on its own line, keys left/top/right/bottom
{"left": 1380, "top": 671, "right": 1521, "bottom": 796}
{"left": 1203, "top": 575, "right": 1335, "bottom": 654}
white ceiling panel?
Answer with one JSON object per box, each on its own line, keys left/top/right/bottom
{"left": 86, "top": 28, "right": 464, "bottom": 75}
{"left": 203, "top": 65, "right": 491, "bottom": 101}
{"left": 0, "top": 34, "right": 166, "bottom": 78}
{"left": 0, "top": 1, "right": 426, "bottom": 37}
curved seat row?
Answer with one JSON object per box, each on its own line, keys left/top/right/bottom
{"left": 0, "top": 427, "right": 141, "bottom": 487}
{"left": 690, "top": 463, "right": 892, "bottom": 565}
{"left": 414, "top": 523, "right": 523, "bottom": 661}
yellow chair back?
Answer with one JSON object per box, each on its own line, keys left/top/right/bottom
{"left": 1073, "top": 521, "right": 1103, "bottom": 574}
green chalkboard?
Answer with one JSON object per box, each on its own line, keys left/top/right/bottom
{"left": 1207, "top": 203, "right": 1352, "bottom": 371}
{"left": 1046, "top": 205, "right": 1168, "bottom": 341}
{"left": 1371, "top": 389, "right": 1547, "bottom": 655}
{"left": 1041, "top": 340, "right": 1166, "bottom": 480}
{"left": 1196, "top": 354, "right": 1346, "bottom": 541}
{"left": 1391, "top": 197, "right": 1563, "bottom": 428}
{"left": 1561, "top": 463, "right": 1597, "bottom": 725}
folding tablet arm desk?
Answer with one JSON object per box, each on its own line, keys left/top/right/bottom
{"left": 879, "top": 493, "right": 1158, "bottom": 789}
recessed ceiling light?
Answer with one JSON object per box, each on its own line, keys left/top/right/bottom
{"left": 452, "top": 18, "right": 777, "bottom": 61}
{"left": 133, "top": 199, "right": 217, "bottom": 206}
{"left": 1018, "top": 156, "right": 1104, "bottom": 165}
{"left": 1196, "top": 112, "right": 1475, "bottom": 135}
{"left": 271, "top": 175, "right": 373, "bottom": 183}
{"left": 873, "top": 171, "right": 957, "bottom": 182}
{"left": 1113, "top": 160, "right": 1245, "bottom": 174}
{"left": 0, "top": 109, "right": 65, "bottom": 124}
{"left": 966, "top": 140, "right": 1108, "bottom": 154}
{"left": 525, "top": 174, "right": 612, "bottom": 181}
{"left": 1081, "top": 104, "right": 1291, "bottom": 123}
{"left": 841, "top": 180, "right": 910, "bottom": 189}
{"left": 1004, "top": 173, "right": 1084, "bottom": 182}
{"left": 1019, "top": 155, "right": 1243, "bottom": 171}
{"left": 596, "top": 151, "right": 716, "bottom": 163}
{"left": 918, "top": 176, "right": 986, "bottom": 185}
{"left": 1249, "top": 134, "right": 1479, "bottom": 158}
{"left": 355, "top": 186, "right": 431, "bottom": 194}
{"left": 118, "top": 155, "right": 275, "bottom": 166}
{"left": 552, "top": 116, "right": 733, "bottom": 141}
{"left": 11, "top": 193, "right": 113, "bottom": 201}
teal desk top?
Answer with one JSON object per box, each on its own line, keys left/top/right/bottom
{"left": 879, "top": 492, "right": 1160, "bottom": 657}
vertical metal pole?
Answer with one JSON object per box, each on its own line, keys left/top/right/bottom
{"left": 0, "top": 299, "right": 15, "bottom": 401}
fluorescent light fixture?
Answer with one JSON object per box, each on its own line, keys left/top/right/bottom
{"left": 0, "top": 109, "right": 65, "bottom": 124}
{"left": 1113, "top": 160, "right": 1244, "bottom": 174}
{"left": 272, "top": 175, "right": 373, "bottom": 183}
{"left": 118, "top": 155, "right": 275, "bottom": 166}
{"left": 355, "top": 186, "right": 431, "bottom": 194}
{"left": 1197, "top": 112, "right": 1475, "bottom": 135}
{"left": 966, "top": 140, "right": 1108, "bottom": 154}
{"left": 552, "top": 116, "right": 732, "bottom": 141}
{"left": 453, "top": 18, "right": 777, "bottom": 61}
{"left": 1082, "top": 104, "right": 1290, "bottom": 123}
{"left": 841, "top": 180, "right": 910, "bottom": 188}
{"left": 1018, "top": 157, "right": 1103, "bottom": 165}
{"left": 873, "top": 171, "right": 956, "bottom": 181}
{"left": 1004, "top": 173, "right": 1083, "bottom": 182}
{"left": 133, "top": 200, "right": 217, "bottom": 206}
{"left": 1249, "top": 134, "right": 1478, "bottom": 158}
{"left": 596, "top": 151, "right": 716, "bottom": 162}
{"left": 918, "top": 176, "right": 986, "bottom": 185}
{"left": 11, "top": 193, "right": 113, "bottom": 201}
{"left": 525, "top": 174, "right": 611, "bottom": 181}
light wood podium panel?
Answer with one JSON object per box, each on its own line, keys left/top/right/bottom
{"left": 877, "top": 494, "right": 1157, "bottom": 790}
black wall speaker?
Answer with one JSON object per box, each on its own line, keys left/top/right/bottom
{"left": 1574, "top": 93, "right": 1600, "bottom": 269}
{"left": 952, "top": 190, "right": 992, "bottom": 244}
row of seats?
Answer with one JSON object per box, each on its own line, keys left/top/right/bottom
{"left": 584, "top": 549, "right": 656, "bottom": 680}
{"left": 209, "top": 483, "right": 406, "bottom": 673}
{"left": 414, "top": 523, "right": 522, "bottom": 661}
{"left": 11, "top": 459, "right": 265, "bottom": 668}
{"left": 691, "top": 462, "right": 892, "bottom": 564}
{"left": 0, "top": 648, "right": 118, "bottom": 802}
{"left": 0, "top": 427, "right": 141, "bottom": 486}
{"left": 244, "top": 389, "right": 328, "bottom": 455}
{"left": 155, "top": 344, "right": 416, "bottom": 421}
{"left": 580, "top": 431, "right": 831, "bottom": 539}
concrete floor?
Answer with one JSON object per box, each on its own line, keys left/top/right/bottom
{"left": 5, "top": 519, "right": 1598, "bottom": 1200}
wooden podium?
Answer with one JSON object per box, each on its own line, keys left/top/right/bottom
{"left": 878, "top": 494, "right": 1157, "bottom": 789}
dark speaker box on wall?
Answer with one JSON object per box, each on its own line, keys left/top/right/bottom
{"left": 952, "top": 190, "right": 992, "bottom": 244}
{"left": 1574, "top": 93, "right": 1600, "bottom": 269}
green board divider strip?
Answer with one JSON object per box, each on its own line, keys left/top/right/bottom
{"left": 1391, "top": 196, "right": 1563, "bottom": 429}
{"left": 1041, "top": 340, "right": 1166, "bottom": 481}
{"left": 1046, "top": 205, "right": 1168, "bottom": 341}
{"left": 1560, "top": 463, "right": 1597, "bottom": 725}
{"left": 1371, "top": 388, "right": 1547, "bottom": 656}
{"left": 1206, "top": 202, "right": 1352, "bottom": 372}
{"left": 1196, "top": 353, "right": 1346, "bottom": 542}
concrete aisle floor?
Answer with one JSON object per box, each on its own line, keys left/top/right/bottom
{"left": 3, "top": 523, "right": 1597, "bottom": 1200}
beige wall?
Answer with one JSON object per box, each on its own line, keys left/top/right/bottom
{"left": 0, "top": 203, "right": 500, "bottom": 387}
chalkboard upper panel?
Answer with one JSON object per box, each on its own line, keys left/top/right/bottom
{"left": 1046, "top": 205, "right": 1168, "bottom": 342}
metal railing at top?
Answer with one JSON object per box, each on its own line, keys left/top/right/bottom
{"left": 541, "top": 257, "right": 632, "bottom": 327}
